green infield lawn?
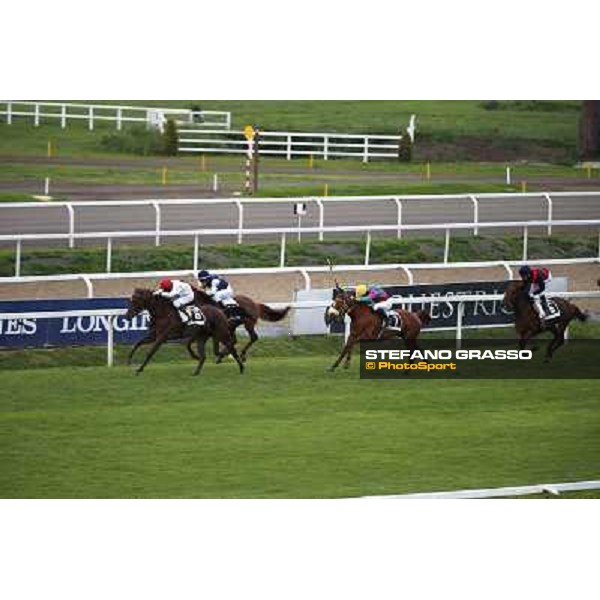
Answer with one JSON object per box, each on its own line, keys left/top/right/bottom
{"left": 1, "top": 343, "right": 598, "bottom": 498}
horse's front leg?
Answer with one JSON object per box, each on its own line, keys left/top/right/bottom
{"left": 136, "top": 332, "right": 169, "bottom": 374}
{"left": 329, "top": 335, "right": 357, "bottom": 372}
{"left": 128, "top": 333, "right": 155, "bottom": 365}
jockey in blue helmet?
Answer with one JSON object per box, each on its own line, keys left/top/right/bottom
{"left": 197, "top": 270, "right": 242, "bottom": 323}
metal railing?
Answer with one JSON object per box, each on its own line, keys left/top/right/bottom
{"left": 3, "top": 191, "right": 598, "bottom": 248}
{"left": 2, "top": 257, "right": 598, "bottom": 298}
{"left": 0, "top": 101, "right": 231, "bottom": 131}
{"left": 1, "top": 219, "right": 599, "bottom": 277}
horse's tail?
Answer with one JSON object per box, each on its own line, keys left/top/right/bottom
{"left": 574, "top": 306, "right": 588, "bottom": 322}
{"left": 416, "top": 309, "right": 431, "bottom": 325}
{"left": 258, "top": 304, "right": 290, "bottom": 322}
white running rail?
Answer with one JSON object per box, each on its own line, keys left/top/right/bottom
{"left": 0, "top": 101, "right": 231, "bottom": 131}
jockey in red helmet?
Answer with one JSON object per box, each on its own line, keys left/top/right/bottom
{"left": 154, "top": 278, "right": 197, "bottom": 324}
{"left": 518, "top": 265, "right": 552, "bottom": 320}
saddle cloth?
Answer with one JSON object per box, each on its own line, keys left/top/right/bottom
{"left": 186, "top": 306, "right": 206, "bottom": 326}
{"left": 387, "top": 310, "right": 402, "bottom": 330}
{"left": 544, "top": 299, "right": 560, "bottom": 320}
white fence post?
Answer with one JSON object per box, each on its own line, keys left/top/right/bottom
{"left": 107, "top": 316, "right": 114, "bottom": 367}
{"left": 522, "top": 226, "right": 528, "bottom": 261}
{"left": 547, "top": 198, "right": 553, "bottom": 238}
{"left": 235, "top": 200, "right": 244, "bottom": 244}
{"left": 7, "top": 102, "right": 12, "bottom": 124}
{"left": 364, "top": 231, "right": 372, "bottom": 265}
{"left": 286, "top": 135, "right": 292, "bottom": 160}
{"left": 324, "top": 135, "right": 329, "bottom": 161}
{"left": 394, "top": 198, "right": 403, "bottom": 239}
{"left": 61, "top": 104, "right": 67, "bottom": 128}
{"left": 81, "top": 276, "right": 94, "bottom": 298}
{"left": 15, "top": 239, "right": 21, "bottom": 277}
{"left": 456, "top": 301, "right": 464, "bottom": 349}
{"left": 315, "top": 198, "right": 324, "bottom": 242}
{"left": 117, "top": 107, "right": 122, "bottom": 131}
{"left": 152, "top": 202, "right": 161, "bottom": 246}
{"left": 363, "top": 137, "right": 369, "bottom": 163}
{"left": 88, "top": 106, "right": 94, "bottom": 131}
{"left": 444, "top": 228, "right": 451, "bottom": 263}
{"left": 106, "top": 237, "right": 112, "bottom": 273}
{"left": 34, "top": 103, "right": 40, "bottom": 126}
{"left": 280, "top": 233, "right": 286, "bottom": 268}
{"left": 506, "top": 166, "right": 511, "bottom": 185}
{"left": 193, "top": 234, "right": 199, "bottom": 272}
{"left": 66, "top": 204, "right": 75, "bottom": 248}
{"left": 470, "top": 195, "right": 479, "bottom": 236}
{"left": 213, "top": 174, "right": 219, "bottom": 192}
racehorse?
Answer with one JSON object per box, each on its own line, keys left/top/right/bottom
{"left": 324, "top": 286, "right": 431, "bottom": 371}
{"left": 502, "top": 280, "right": 587, "bottom": 361}
{"left": 124, "top": 288, "right": 244, "bottom": 375}
{"left": 194, "top": 287, "right": 290, "bottom": 362}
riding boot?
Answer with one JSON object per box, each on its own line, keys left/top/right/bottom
{"left": 541, "top": 295, "right": 550, "bottom": 316}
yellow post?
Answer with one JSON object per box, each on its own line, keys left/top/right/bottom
{"left": 47, "top": 140, "right": 52, "bottom": 158}
{"left": 426, "top": 162, "right": 431, "bottom": 180}
{"left": 324, "top": 183, "right": 329, "bottom": 197}
{"left": 521, "top": 181, "right": 527, "bottom": 193}
{"left": 162, "top": 167, "right": 167, "bottom": 185}
{"left": 309, "top": 155, "right": 314, "bottom": 169}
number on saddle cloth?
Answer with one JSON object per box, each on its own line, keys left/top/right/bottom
{"left": 186, "top": 305, "right": 206, "bottom": 326}
{"left": 544, "top": 299, "right": 560, "bottom": 320}
{"left": 387, "top": 310, "right": 402, "bottom": 329}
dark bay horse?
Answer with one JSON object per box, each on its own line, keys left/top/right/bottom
{"left": 194, "top": 287, "right": 290, "bottom": 362}
{"left": 502, "top": 280, "right": 587, "bottom": 361}
{"left": 324, "top": 287, "right": 431, "bottom": 371}
{"left": 125, "top": 288, "right": 244, "bottom": 375}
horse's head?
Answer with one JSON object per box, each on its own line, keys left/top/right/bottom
{"left": 502, "top": 280, "right": 525, "bottom": 312}
{"left": 125, "top": 288, "right": 154, "bottom": 320}
{"left": 324, "top": 286, "right": 355, "bottom": 325}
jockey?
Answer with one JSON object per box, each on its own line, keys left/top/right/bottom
{"left": 197, "top": 270, "right": 243, "bottom": 323}
{"left": 519, "top": 265, "right": 552, "bottom": 320}
{"left": 154, "top": 278, "right": 196, "bottom": 324}
{"left": 355, "top": 284, "right": 399, "bottom": 329}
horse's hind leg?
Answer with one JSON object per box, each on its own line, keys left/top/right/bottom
{"left": 545, "top": 325, "right": 565, "bottom": 362}
{"left": 329, "top": 335, "right": 356, "bottom": 372}
{"left": 239, "top": 320, "right": 259, "bottom": 362}
{"left": 193, "top": 336, "right": 208, "bottom": 376}
{"left": 226, "top": 339, "right": 245, "bottom": 374}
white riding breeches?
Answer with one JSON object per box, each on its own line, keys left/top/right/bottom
{"left": 373, "top": 298, "right": 394, "bottom": 314}
{"left": 172, "top": 289, "right": 195, "bottom": 309}
{"left": 213, "top": 286, "right": 236, "bottom": 306}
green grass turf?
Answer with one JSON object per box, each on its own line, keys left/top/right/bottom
{"left": 1, "top": 331, "right": 599, "bottom": 499}
{"left": 1, "top": 358, "right": 597, "bottom": 499}
{"left": 0, "top": 100, "right": 583, "bottom": 162}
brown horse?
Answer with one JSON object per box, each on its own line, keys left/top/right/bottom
{"left": 502, "top": 280, "right": 587, "bottom": 361}
{"left": 124, "top": 288, "right": 244, "bottom": 375}
{"left": 194, "top": 287, "right": 290, "bottom": 362}
{"left": 324, "top": 286, "right": 431, "bottom": 371}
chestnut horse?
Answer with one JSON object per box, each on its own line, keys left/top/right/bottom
{"left": 125, "top": 288, "right": 244, "bottom": 376}
{"left": 324, "top": 286, "right": 431, "bottom": 371}
{"left": 502, "top": 280, "right": 587, "bottom": 362}
{"left": 194, "top": 288, "right": 290, "bottom": 362}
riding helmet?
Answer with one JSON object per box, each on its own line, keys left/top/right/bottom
{"left": 197, "top": 269, "right": 211, "bottom": 281}
{"left": 518, "top": 265, "right": 531, "bottom": 278}
{"left": 159, "top": 278, "right": 173, "bottom": 291}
